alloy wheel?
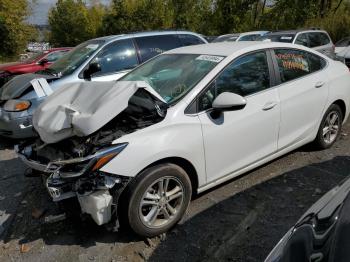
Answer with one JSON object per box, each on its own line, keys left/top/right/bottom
{"left": 139, "top": 176, "right": 184, "bottom": 229}
{"left": 322, "top": 111, "right": 340, "bottom": 144}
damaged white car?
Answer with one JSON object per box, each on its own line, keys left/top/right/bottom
{"left": 17, "top": 42, "right": 350, "bottom": 237}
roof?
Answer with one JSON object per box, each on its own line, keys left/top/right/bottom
{"left": 165, "top": 41, "right": 314, "bottom": 57}
{"left": 92, "top": 30, "right": 205, "bottom": 43}
{"left": 47, "top": 47, "right": 72, "bottom": 51}
{"left": 217, "top": 31, "right": 268, "bottom": 38}
{"left": 268, "top": 29, "right": 328, "bottom": 35}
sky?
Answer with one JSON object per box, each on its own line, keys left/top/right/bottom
{"left": 27, "top": 0, "right": 111, "bottom": 25}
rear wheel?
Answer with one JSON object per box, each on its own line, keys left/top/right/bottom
{"left": 314, "top": 104, "right": 343, "bottom": 149}
{"left": 125, "top": 163, "right": 192, "bottom": 237}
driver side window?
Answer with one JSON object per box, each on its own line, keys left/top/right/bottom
{"left": 198, "top": 51, "right": 270, "bottom": 111}
{"left": 91, "top": 39, "right": 138, "bottom": 77}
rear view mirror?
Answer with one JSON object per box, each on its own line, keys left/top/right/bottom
{"left": 212, "top": 92, "right": 247, "bottom": 111}
{"left": 83, "top": 62, "right": 101, "bottom": 80}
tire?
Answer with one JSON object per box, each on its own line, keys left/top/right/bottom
{"left": 124, "top": 163, "right": 192, "bottom": 237}
{"left": 314, "top": 104, "right": 343, "bottom": 149}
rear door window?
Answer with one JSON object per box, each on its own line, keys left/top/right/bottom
{"left": 135, "top": 35, "right": 182, "bottom": 62}
{"left": 91, "top": 39, "right": 138, "bottom": 76}
{"left": 178, "top": 34, "right": 205, "bottom": 46}
{"left": 274, "top": 49, "right": 311, "bottom": 83}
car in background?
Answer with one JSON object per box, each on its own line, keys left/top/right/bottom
{"left": 0, "top": 48, "right": 71, "bottom": 87}
{"left": 212, "top": 31, "right": 269, "bottom": 43}
{"left": 17, "top": 41, "right": 350, "bottom": 237}
{"left": 335, "top": 37, "right": 350, "bottom": 54}
{"left": 335, "top": 46, "right": 350, "bottom": 69}
{"left": 0, "top": 31, "right": 207, "bottom": 139}
{"left": 259, "top": 29, "right": 335, "bottom": 58}
{"left": 265, "top": 176, "right": 350, "bottom": 262}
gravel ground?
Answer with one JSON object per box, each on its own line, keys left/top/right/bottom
{"left": 0, "top": 121, "right": 350, "bottom": 262}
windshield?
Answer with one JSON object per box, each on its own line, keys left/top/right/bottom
{"left": 122, "top": 54, "right": 224, "bottom": 104}
{"left": 23, "top": 52, "right": 44, "bottom": 63}
{"left": 46, "top": 40, "right": 104, "bottom": 76}
{"left": 258, "top": 34, "right": 296, "bottom": 43}
{"left": 336, "top": 38, "right": 350, "bottom": 47}
{"left": 213, "top": 35, "right": 239, "bottom": 43}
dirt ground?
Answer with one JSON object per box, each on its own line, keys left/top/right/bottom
{"left": 1, "top": 121, "right": 350, "bottom": 262}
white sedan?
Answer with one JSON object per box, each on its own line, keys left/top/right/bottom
{"left": 18, "top": 41, "right": 350, "bottom": 237}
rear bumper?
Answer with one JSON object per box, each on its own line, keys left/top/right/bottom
{"left": 0, "top": 109, "right": 36, "bottom": 139}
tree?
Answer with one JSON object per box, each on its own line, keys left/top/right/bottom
{"left": 48, "top": 0, "right": 105, "bottom": 46}
{"left": 0, "top": 0, "right": 37, "bottom": 58}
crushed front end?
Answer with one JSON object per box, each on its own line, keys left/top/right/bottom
{"left": 15, "top": 82, "right": 167, "bottom": 227}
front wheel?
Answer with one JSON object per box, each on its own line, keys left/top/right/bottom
{"left": 314, "top": 104, "right": 343, "bottom": 149}
{"left": 126, "top": 163, "right": 192, "bottom": 237}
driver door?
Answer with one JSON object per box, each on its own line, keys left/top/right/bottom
{"left": 90, "top": 39, "right": 139, "bottom": 82}
{"left": 197, "top": 51, "right": 280, "bottom": 183}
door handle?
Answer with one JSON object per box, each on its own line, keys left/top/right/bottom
{"left": 262, "top": 101, "right": 278, "bottom": 111}
{"left": 315, "top": 81, "right": 325, "bottom": 88}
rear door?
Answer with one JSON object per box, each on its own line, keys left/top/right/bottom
{"left": 272, "top": 48, "right": 329, "bottom": 149}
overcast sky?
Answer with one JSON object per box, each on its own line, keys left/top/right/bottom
{"left": 27, "top": 0, "right": 111, "bottom": 25}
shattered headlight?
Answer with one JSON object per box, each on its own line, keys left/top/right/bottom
{"left": 47, "top": 143, "right": 128, "bottom": 178}
{"left": 3, "top": 99, "right": 31, "bottom": 112}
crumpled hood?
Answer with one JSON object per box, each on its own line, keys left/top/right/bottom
{"left": 33, "top": 80, "right": 166, "bottom": 144}
{"left": 0, "top": 73, "right": 57, "bottom": 100}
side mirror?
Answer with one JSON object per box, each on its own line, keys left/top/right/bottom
{"left": 212, "top": 92, "right": 247, "bottom": 114}
{"left": 38, "top": 58, "right": 49, "bottom": 66}
{"left": 83, "top": 62, "right": 101, "bottom": 80}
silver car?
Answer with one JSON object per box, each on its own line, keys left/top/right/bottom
{"left": 0, "top": 31, "right": 207, "bottom": 139}
{"left": 260, "top": 29, "right": 335, "bottom": 58}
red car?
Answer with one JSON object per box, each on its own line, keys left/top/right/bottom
{"left": 0, "top": 47, "right": 71, "bottom": 87}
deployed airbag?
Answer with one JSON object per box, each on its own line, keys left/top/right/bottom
{"left": 33, "top": 81, "right": 166, "bottom": 144}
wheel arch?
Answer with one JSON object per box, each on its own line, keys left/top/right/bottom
{"left": 332, "top": 99, "right": 346, "bottom": 121}
{"left": 137, "top": 157, "right": 199, "bottom": 196}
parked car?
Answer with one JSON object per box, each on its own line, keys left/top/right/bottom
{"left": 265, "top": 176, "right": 350, "bottom": 262}
{"left": 0, "top": 47, "right": 71, "bottom": 87}
{"left": 213, "top": 31, "right": 269, "bottom": 43}
{"left": 335, "top": 46, "right": 350, "bottom": 69}
{"left": 259, "top": 29, "right": 335, "bottom": 58}
{"left": 335, "top": 36, "right": 350, "bottom": 54}
{"left": 0, "top": 31, "right": 207, "bottom": 139}
{"left": 17, "top": 41, "right": 350, "bottom": 237}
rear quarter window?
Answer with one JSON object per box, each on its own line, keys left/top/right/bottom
{"left": 307, "top": 53, "right": 327, "bottom": 72}
{"left": 134, "top": 35, "right": 182, "bottom": 63}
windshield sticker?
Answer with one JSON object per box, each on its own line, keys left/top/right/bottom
{"left": 280, "top": 36, "right": 293, "bottom": 40}
{"left": 86, "top": 44, "right": 99, "bottom": 50}
{"left": 31, "top": 78, "right": 53, "bottom": 98}
{"left": 196, "top": 55, "right": 224, "bottom": 63}
{"left": 276, "top": 53, "right": 309, "bottom": 72}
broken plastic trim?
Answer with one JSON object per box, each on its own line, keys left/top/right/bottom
{"left": 47, "top": 143, "right": 128, "bottom": 178}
